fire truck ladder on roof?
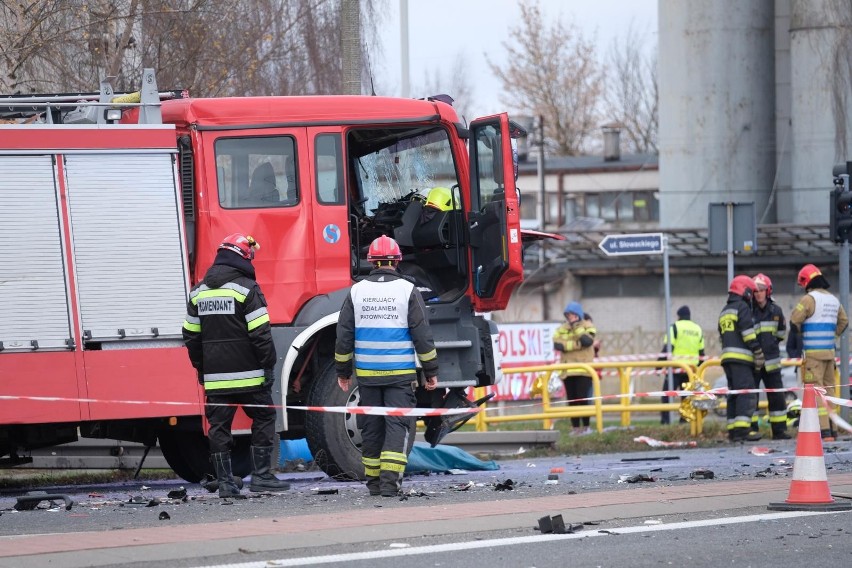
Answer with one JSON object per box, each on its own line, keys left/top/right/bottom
{"left": 0, "top": 68, "right": 182, "bottom": 125}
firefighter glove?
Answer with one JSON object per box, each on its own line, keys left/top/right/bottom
{"left": 263, "top": 369, "right": 275, "bottom": 388}
{"left": 753, "top": 350, "right": 765, "bottom": 371}
{"left": 578, "top": 334, "right": 594, "bottom": 348}
{"left": 553, "top": 342, "right": 565, "bottom": 353}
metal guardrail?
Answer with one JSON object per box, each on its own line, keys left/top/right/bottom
{"left": 473, "top": 360, "right": 696, "bottom": 433}
{"left": 473, "top": 359, "right": 811, "bottom": 436}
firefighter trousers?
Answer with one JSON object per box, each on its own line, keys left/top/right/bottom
{"left": 358, "top": 381, "right": 416, "bottom": 494}
{"left": 563, "top": 375, "right": 592, "bottom": 428}
{"left": 802, "top": 355, "right": 837, "bottom": 432}
{"left": 723, "top": 362, "right": 756, "bottom": 433}
{"left": 206, "top": 388, "right": 276, "bottom": 454}
{"left": 753, "top": 368, "right": 787, "bottom": 434}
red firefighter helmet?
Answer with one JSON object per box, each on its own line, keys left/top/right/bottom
{"left": 219, "top": 233, "right": 259, "bottom": 260}
{"left": 366, "top": 235, "right": 402, "bottom": 265}
{"left": 797, "top": 264, "right": 822, "bottom": 288}
{"left": 729, "top": 274, "right": 757, "bottom": 301}
{"left": 753, "top": 273, "right": 772, "bottom": 296}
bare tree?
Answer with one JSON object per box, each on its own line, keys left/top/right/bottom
{"left": 603, "top": 23, "right": 658, "bottom": 154}
{"left": 417, "top": 53, "right": 474, "bottom": 121}
{"left": 0, "top": 0, "right": 384, "bottom": 97}
{"left": 487, "top": 0, "right": 603, "bottom": 155}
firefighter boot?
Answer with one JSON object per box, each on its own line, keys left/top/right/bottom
{"left": 771, "top": 423, "right": 791, "bottom": 440}
{"left": 730, "top": 427, "right": 762, "bottom": 443}
{"left": 366, "top": 476, "right": 381, "bottom": 496}
{"left": 379, "top": 470, "right": 402, "bottom": 497}
{"left": 201, "top": 473, "right": 244, "bottom": 494}
{"left": 250, "top": 446, "right": 291, "bottom": 492}
{"left": 211, "top": 452, "right": 246, "bottom": 499}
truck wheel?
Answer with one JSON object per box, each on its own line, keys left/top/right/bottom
{"left": 305, "top": 362, "right": 364, "bottom": 480}
{"left": 158, "top": 430, "right": 252, "bottom": 482}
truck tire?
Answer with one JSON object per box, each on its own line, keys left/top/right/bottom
{"left": 305, "top": 361, "right": 365, "bottom": 480}
{"left": 158, "top": 430, "right": 251, "bottom": 483}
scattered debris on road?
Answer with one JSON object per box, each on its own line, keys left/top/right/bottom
{"left": 690, "top": 469, "right": 715, "bottom": 480}
{"left": 618, "top": 474, "right": 655, "bottom": 483}
{"left": 633, "top": 436, "right": 697, "bottom": 448}
{"left": 14, "top": 491, "right": 74, "bottom": 511}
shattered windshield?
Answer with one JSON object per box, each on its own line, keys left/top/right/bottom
{"left": 353, "top": 127, "right": 459, "bottom": 215}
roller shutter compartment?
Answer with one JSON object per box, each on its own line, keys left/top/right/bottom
{"left": 64, "top": 153, "right": 189, "bottom": 343}
{"left": 0, "top": 155, "right": 72, "bottom": 351}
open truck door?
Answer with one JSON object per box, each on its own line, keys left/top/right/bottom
{"left": 467, "top": 114, "right": 525, "bottom": 312}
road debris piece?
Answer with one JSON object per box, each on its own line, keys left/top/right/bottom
{"left": 314, "top": 489, "right": 338, "bottom": 495}
{"left": 158, "top": 511, "right": 170, "bottom": 520}
{"left": 538, "top": 514, "right": 565, "bottom": 534}
{"left": 124, "top": 495, "right": 159, "bottom": 507}
{"left": 644, "top": 519, "right": 662, "bottom": 525}
{"left": 453, "top": 481, "right": 475, "bottom": 491}
{"left": 621, "top": 456, "right": 680, "bottom": 462}
{"left": 550, "top": 467, "right": 565, "bottom": 474}
{"left": 618, "top": 474, "right": 655, "bottom": 483}
{"left": 749, "top": 446, "right": 776, "bottom": 456}
{"left": 545, "top": 474, "right": 559, "bottom": 485}
{"left": 167, "top": 487, "right": 187, "bottom": 500}
{"left": 633, "top": 436, "right": 697, "bottom": 448}
{"left": 14, "top": 491, "right": 73, "bottom": 511}
{"left": 494, "top": 479, "right": 515, "bottom": 491}
{"left": 689, "top": 469, "right": 715, "bottom": 480}
{"left": 389, "top": 543, "right": 410, "bottom": 548}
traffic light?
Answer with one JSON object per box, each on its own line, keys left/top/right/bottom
{"left": 830, "top": 182, "right": 852, "bottom": 243}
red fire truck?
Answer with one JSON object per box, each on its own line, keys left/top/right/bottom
{"left": 0, "top": 69, "right": 528, "bottom": 481}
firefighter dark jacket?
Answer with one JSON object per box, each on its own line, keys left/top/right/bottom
{"left": 718, "top": 293, "right": 763, "bottom": 366}
{"left": 182, "top": 250, "right": 277, "bottom": 394}
{"left": 752, "top": 299, "right": 786, "bottom": 372}
{"left": 334, "top": 268, "right": 438, "bottom": 387}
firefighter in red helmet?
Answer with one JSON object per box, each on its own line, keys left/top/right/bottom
{"left": 750, "top": 273, "right": 791, "bottom": 439}
{"left": 334, "top": 235, "right": 439, "bottom": 496}
{"left": 182, "top": 233, "right": 290, "bottom": 497}
{"left": 718, "top": 275, "right": 765, "bottom": 442}
{"left": 790, "top": 264, "right": 848, "bottom": 440}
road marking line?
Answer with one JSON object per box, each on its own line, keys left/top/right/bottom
{"left": 199, "top": 509, "right": 850, "bottom": 567}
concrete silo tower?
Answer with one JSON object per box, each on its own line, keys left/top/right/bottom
{"left": 789, "top": 0, "right": 852, "bottom": 224}
{"left": 658, "top": 0, "right": 776, "bottom": 228}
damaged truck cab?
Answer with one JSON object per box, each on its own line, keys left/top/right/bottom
{"left": 0, "top": 70, "right": 525, "bottom": 480}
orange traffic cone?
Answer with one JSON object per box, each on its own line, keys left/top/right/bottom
{"left": 768, "top": 384, "right": 851, "bottom": 511}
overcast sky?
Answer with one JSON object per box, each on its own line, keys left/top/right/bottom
{"left": 372, "top": 0, "right": 658, "bottom": 118}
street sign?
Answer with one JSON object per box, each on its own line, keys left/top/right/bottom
{"left": 598, "top": 232, "right": 664, "bottom": 256}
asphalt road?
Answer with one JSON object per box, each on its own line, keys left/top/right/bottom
{"left": 1, "top": 438, "right": 852, "bottom": 567}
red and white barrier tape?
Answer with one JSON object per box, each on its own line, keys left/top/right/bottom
{"left": 2, "top": 385, "right": 850, "bottom": 418}
{"left": 0, "top": 395, "right": 479, "bottom": 417}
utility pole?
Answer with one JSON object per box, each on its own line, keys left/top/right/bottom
{"left": 400, "top": 0, "right": 410, "bottom": 98}
{"left": 340, "top": 0, "right": 361, "bottom": 95}
{"left": 537, "top": 115, "right": 546, "bottom": 265}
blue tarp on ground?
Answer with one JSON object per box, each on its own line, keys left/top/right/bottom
{"left": 281, "top": 439, "right": 500, "bottom": 473}
{"left": 405, "top": 441, "right": 499, "bottom": 473}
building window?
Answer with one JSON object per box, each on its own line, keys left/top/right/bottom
{"left": 520, "top": 191, "right": 538, "bottom": 222}
{"left": 581, "top": 191, "right": 659, "bottom": 223}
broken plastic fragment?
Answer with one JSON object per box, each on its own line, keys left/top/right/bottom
{"left": 618, "top": 474, "right": 655, "bottom": 484}
{"left": 689, "top": 469, "right": 715, "bottom": 479}
{"left": 633, "top": 436, "right": 697, "bottom": 448}
{"left": 749, "top": 446, "right": 775, "bottom": 456}
{"left": 167, "top": 487, "right": 187, "bottom": 499}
